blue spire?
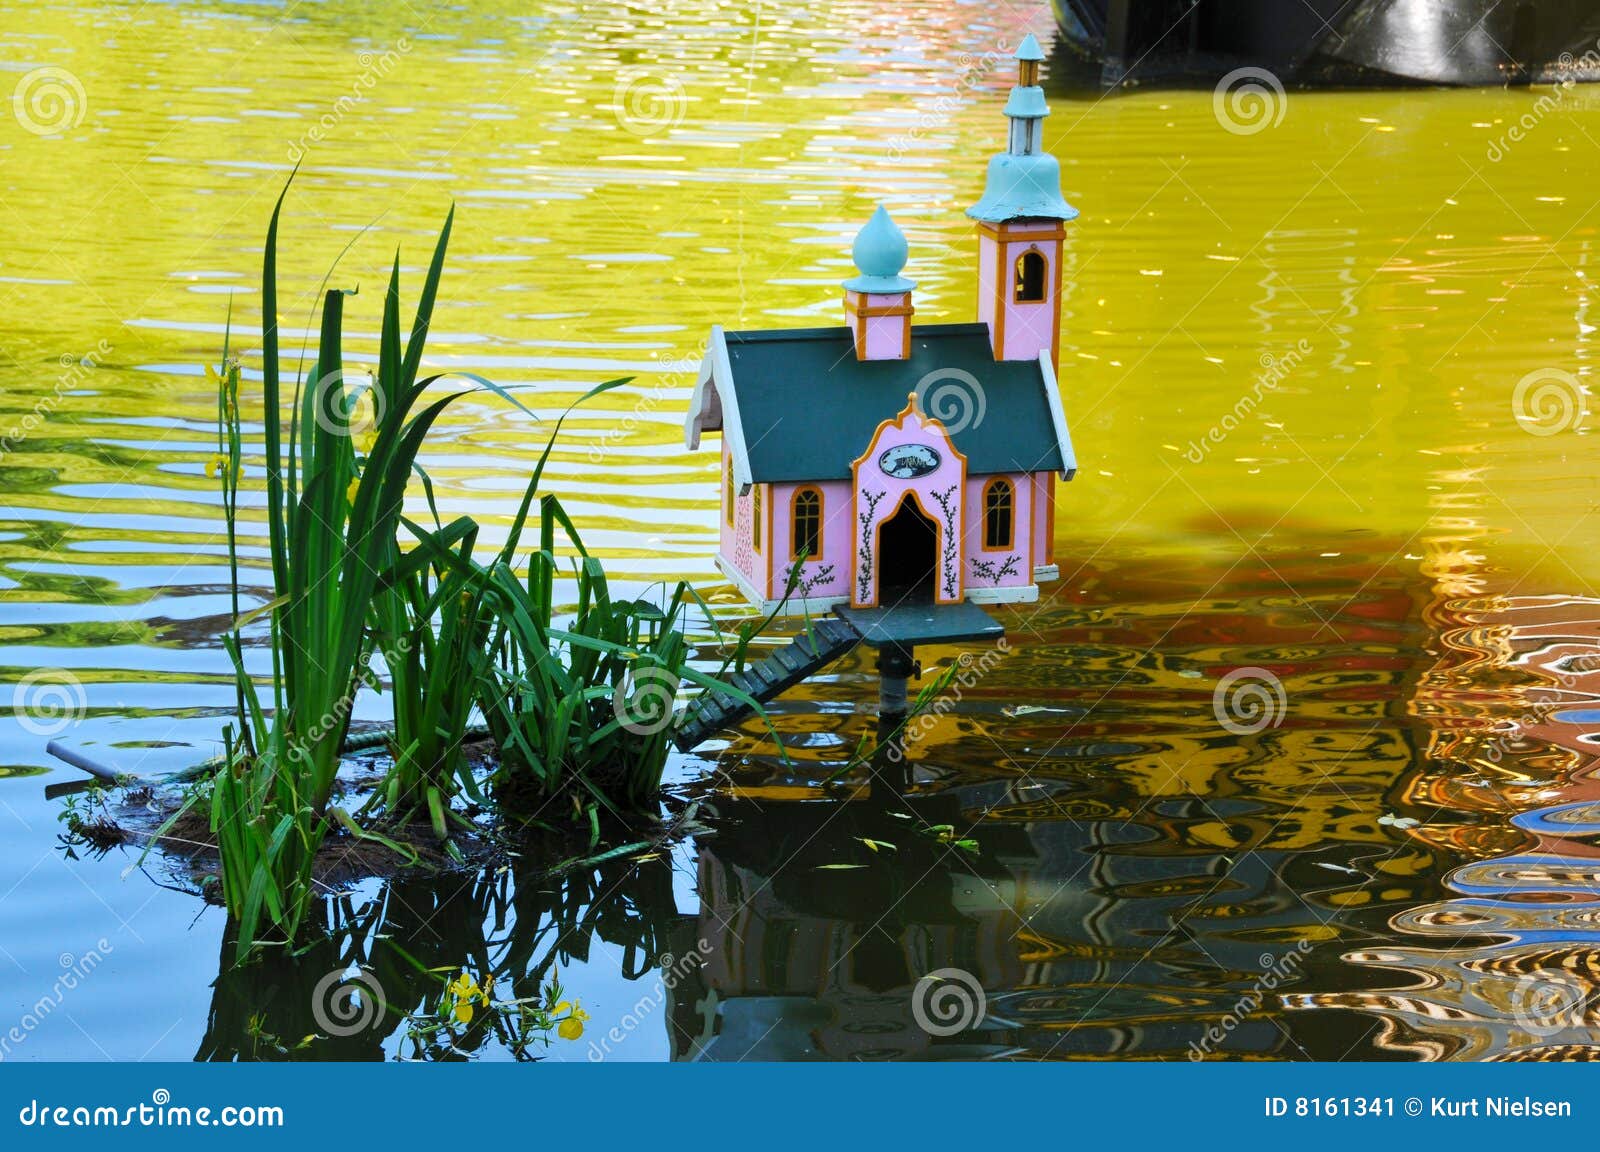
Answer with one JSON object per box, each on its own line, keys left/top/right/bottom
{"left": 966, "top": 37, "right": 1078, "bottom": 224}
{"left": 843, "top": 204, "right": 916, "bottom": 293}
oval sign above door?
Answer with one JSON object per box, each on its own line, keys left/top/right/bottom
{"left": 878, "top": 443, "right": 941, "bottom": 479}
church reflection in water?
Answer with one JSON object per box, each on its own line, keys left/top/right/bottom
{"left": 679, "top": 534, "right": 1600, "bottom": 1061}
{"left": 666, "top": 539, "right": 1440, "bottom": 1060}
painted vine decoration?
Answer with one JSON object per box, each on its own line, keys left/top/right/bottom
{"left": 784, "top": 559, "right": 837, "bottom": 599}
{"left": 970, "top": 554, "right": 1020, "bottom": 583}
{"left": 857, "top": 489, "right": 885, "bottom": 601}
{"left": 928, "top": 484, "right": 960, "bottom": 600}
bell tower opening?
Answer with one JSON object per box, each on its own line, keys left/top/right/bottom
{"left": 1015, "top": 249, "right": 1047, "bottom": 302}
{"left": 878, "top": 495, "right": 938, "bottom": 605}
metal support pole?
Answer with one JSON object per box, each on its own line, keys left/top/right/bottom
{"left": 871, "top": 643, "right": 916, "bottom": 797}
{"left": 877, "top": 643, "right": 915, "bottom": 718}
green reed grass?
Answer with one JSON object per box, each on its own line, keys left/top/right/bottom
{"left": 209, "top": 183, "right": 519, "bottom": 956}
{"left": 362, "top": 377, "right": 625, "bottom": 834}
{"left": 204, "top": 182, "right": 777, "bottom": 958}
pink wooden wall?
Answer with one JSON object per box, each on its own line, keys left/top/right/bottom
{"left": 961, "top": 472, "right": 1033, "bottom": 591}
{"left": 767, "top": 479, "right": 852, "bottom": 603}
{"left": 719, "top": 443, "right": 767, "bottom": 599}
{"left": 977, "top": 231, "right": 1061, "bottom": 363}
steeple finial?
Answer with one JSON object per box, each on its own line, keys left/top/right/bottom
{"left": 1016, "top": 33, "right": 1044, "bottom": 87}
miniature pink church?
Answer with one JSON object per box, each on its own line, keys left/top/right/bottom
{"left": 685, "top": 35, "right": 1077, "bottom": 614}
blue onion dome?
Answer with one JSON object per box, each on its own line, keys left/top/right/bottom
{"left": 842, "top": 204, "right": 916, "bottom": 293}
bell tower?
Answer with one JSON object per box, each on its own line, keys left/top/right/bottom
{"left": 967, "top": 34, "right": 1078, "bottom": 364}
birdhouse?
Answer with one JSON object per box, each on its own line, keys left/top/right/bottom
{"left": 685, "top": 34, "right": 1077, "bottom": 615}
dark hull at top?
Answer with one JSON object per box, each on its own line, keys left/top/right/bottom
{"left": 1052, "top": 0, "right": 1600, "bottom": 87}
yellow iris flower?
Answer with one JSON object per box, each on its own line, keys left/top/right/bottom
{"left": 554, "top": 1000, "right": 590, "bottom": 1041}
{"left": 447, "top": 971, "right": 484, "bottom": 1025}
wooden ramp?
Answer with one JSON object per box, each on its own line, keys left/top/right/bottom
{"left": 672, "top": 617, "right": 861, "bottom": 751}
{"left": 671, "top": 601, "right": 1006, "bottom": 752}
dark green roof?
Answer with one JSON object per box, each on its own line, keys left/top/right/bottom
{"left": 718, "top": 323, "right": 1073, "bottom": 483}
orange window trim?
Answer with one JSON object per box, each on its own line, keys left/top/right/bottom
{"left": 791, "top": 486, "right": 823, "bottom": 560}
{"left": 983, "top": 477, "right": 1015, "bottom": 552}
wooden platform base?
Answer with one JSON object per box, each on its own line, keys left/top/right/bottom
{"left": 834, "top": 600, "right": 1004, "bottom": 648}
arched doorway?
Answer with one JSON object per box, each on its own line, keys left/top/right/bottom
{"left": 878, "top": 495, "right": 938, "bottom": 604}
